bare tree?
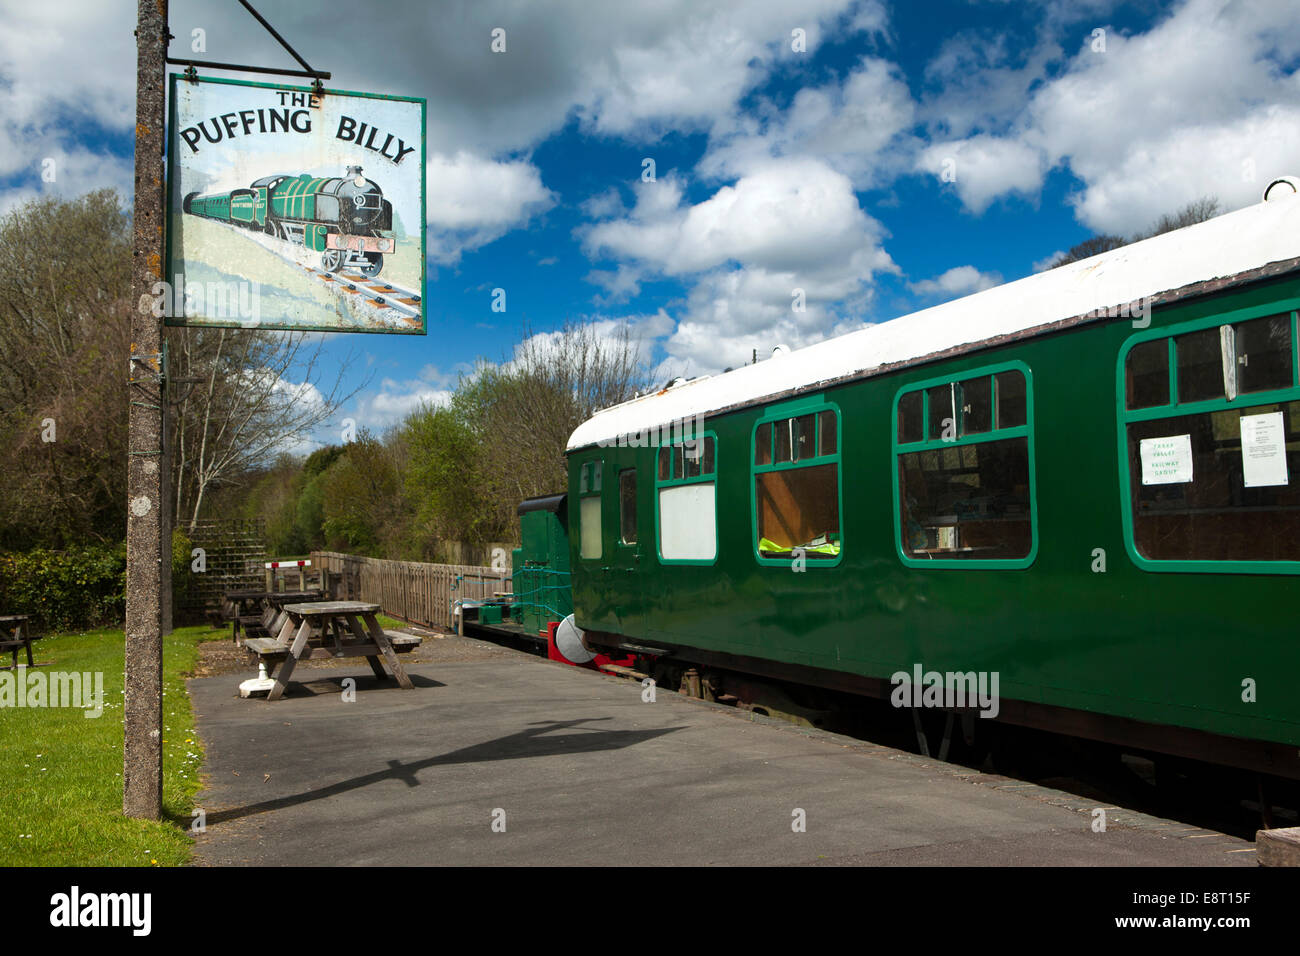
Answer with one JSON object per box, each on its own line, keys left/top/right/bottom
{"left": 166, "top": 326, "right": 365, "bottom": 530}
{"left": 1134, "top": 196, "right": 1221, "bottom": 241}
{"left": 454, "top": 320, "right": 655, "bottom": 540}
{"left": 1049, "top": 196, "right": 1222, "bottom": 269}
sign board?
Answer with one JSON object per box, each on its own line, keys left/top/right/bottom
{"left": 1241, "top": 411, "right": 1289, "bottom": 487}
{"left": 166, "top": 75, "right": 426, "bottom": 334}
{"left": 1140, "top": 434, "right": 1194, "bottom": 485}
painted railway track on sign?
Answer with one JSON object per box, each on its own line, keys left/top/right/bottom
{"left": 298, "top": 263, "right": 423, "bottom": 327}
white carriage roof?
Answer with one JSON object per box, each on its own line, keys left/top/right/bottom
{"left": 568, "top": 188, "right": 1300, "bottom": 452}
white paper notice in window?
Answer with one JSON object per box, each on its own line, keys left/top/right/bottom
{"left": 1140, "top": 434, "right": 1194, "bottom": 485}
{"left": 1241, "top": 411, "right": 1289, "bottom": 487}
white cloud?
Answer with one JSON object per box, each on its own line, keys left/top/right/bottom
{"left": 920, "top": 0, "right": 1300, "bottom": 233}
{"left": 580, "top": 187, "right": 626, "bottom": 220}
{"left": 701, "top": 57, "right": 917, "bottom": 187}
{"left": 582, "top": 158, "right": 895, "bottom": 372}
{"left": 354, "top": 378, "right": 453, "bottom": 432}
{"left": 0, "top": 0, "right": 135, "bottom": 207}
{"left": 584, "top": 160, "right": 894, "bottom": 277}
{"left": 909, "top": 265, "right": 1002, "bottom": 300}
{"left": 585, "top": 264, "right": 644, "bottom": 305}
{"left": 1032, "top": 250, "right": 1065, "bottom": 273}
{"left": 918, "top": 134, "right": 1046, "bottom": 214}
{"left": 661, "top": 266, "right": 877, "bottom": 374}
{"left": 163, "top": 0, "right": 883, "bottom": 154}
{"left": 425, "top": 152, "right": 554, "bottom": 263}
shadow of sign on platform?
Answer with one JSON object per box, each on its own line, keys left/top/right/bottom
{"left": 202, "top": 717, "right": 685, "bottom": 826}
{"left": 271, "top": 673, "right": 446, "bottom": 696}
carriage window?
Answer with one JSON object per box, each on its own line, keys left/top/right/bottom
{"left": 895, "top": 366, "right": 1035, "bottom": 566}
{"left": 619, "top": 469, "right": 637, "bottom": 545}
{"left": 754, "top": 407, "right": 842, "bottom": 563}
{"left": 898, "top": 391, "right": 922, "bottom": 444}
{"left": 579, "top": 460, "right": 602, "bottom": 494}
{"left": 579, "top": 460, "right": 602, "bottom": 560}
{"left": 927, "top": 385, "right": 954, "bottom": 440}
{"left": 1235, "top": 313, "right": 1293, "bottom": 395}
{"left": 1125, "top": 339, "right": 1170, "bottom": 410}
{"left": 1176, "top": 326, "right": 1224, "bottom": 404}
{"left": 755, "top": 422, "right": 772, "bottom": 465}
{"left": 1122, "top": 310, "right": 1300, "bottom": 567}
{"left": 657, "top": 436, "right": 717, "bottom": 563}
{"left": 959, "top": 376, "right": 993, "bottom": 435}
{"left": 818, "top": 410, "right": 838, "bottom": 456}
{"left": 995, "top": 370, "right": 1027, "bottom": 427}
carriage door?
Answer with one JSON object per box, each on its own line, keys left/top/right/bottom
{"left": 609, "top": 465, "right": 644, "bottom": 637}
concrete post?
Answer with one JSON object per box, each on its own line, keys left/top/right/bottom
{"left": 123, "top": 0, "right": 168, "bottom": 820}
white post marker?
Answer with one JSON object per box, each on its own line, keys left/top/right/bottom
{"left": 239, "top": 662, "right": 276, "bottom": 698}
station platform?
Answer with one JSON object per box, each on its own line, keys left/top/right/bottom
{"left": 188, "top": 637, "right": 1254, "bottom": 866}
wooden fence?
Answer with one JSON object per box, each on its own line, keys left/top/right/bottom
{"left": 181, "top": 518, "right": 266, "bottom": 623}
{"left": 312, "top": 551, "right": 511, "bottom": 630}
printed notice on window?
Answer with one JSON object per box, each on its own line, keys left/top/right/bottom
{"left": 1241, "top": 411, "right": 1289, "bottom": 487}
{"left": 1140, "top": 434, "right": 1193, "bottom": 484}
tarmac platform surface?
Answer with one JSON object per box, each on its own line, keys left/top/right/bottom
{"left": 189, "top": 638, "right": 1254, "bottom": 866}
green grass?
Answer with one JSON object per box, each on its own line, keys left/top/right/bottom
{"left": 0, "top": 623, "right": 226, "bottom": 866}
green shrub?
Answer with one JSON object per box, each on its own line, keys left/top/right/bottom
{"left": 0, "top": 544, "right": 127, "bottom": 633}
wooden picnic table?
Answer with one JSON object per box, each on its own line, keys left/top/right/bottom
{"left": 0, "top": 614, "right": 38, "bottom": 670}
{"left": 223, "top": 588, "right": 326, "bottom": 644}
{"left": 247, "top": 601, "right": 418, "bottom": 701}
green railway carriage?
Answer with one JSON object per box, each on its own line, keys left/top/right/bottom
{"left": 512, "top": 494, "right": 573, "bottom": 635}
{"left": 563, "top": 179, "right": 1300, "bottom": 780}
{"left": 181, "top": 167, "right": 395, "bottom": 277}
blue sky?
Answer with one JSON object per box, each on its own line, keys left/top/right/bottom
{"left": 3, "top": 0, "right": 1298, "bottom": 450}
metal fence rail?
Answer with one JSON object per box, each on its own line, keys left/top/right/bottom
{"left": 311, "top": 551, "right": 511, "bottom": 630}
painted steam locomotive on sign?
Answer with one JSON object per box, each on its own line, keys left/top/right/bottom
{"left": 182, "top": 166, "right": 395, "bottom": 278}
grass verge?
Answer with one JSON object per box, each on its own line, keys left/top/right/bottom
{"left": 0, "top": 624, "right": 226, "bottom": 866}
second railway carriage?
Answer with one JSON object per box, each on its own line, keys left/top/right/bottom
{"left": 563, "top": 177, "right": 1300, "bottom": 781}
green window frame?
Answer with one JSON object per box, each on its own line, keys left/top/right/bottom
{"left": 618, "top": 468, "right": 637, "bottom": 546}
{"left": 891, "top": 360, "right": 1037, "bottom": 569}
{"left": 577, "top": 459, "right": 603, "bottom": 561}
{"left": 1116, "top": 301, "right": 1300, "bottom": 573}
{"left": 750, "top": 397, "right": 844, "bottom": 567}
{"left": 654, "top": 432, "right": 719, "bottom": 565}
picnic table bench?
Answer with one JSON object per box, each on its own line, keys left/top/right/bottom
{"left": 0, "top": 615, "right": 40, "bottom": 670}
{"left": 223, "top": 589, "right": 325, "bottom": 644}
{"left": 243, "top": 601, "right": 422, "bottom": 701}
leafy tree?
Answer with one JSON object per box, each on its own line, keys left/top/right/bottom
{"left": 0, "top": 189, "right": 133, "bottom": 548}
{"left": 319, "top": 430, "right": 409, "bottom": 555}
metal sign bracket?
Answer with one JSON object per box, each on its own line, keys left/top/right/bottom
{"left": 166, "top": 0, "right": 331, "bottom": 86}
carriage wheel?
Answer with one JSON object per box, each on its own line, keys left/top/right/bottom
{"left": 322, "top": 249, "right": 344, "bottom": 273}
{"left": 358, "top": 253, "right": 383, "bottom": 278}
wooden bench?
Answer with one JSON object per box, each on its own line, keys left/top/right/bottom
{"left": 0, "top": 615, "right": 39, "bottom": 669}
{"left": 243, "top": 631, "right": 421, "bottom": 664}
{"left": 243, "top": 637, "right": 291, "bottom": 660}
{"left": 384, "top": 631, "right": 422, "bottom": 653}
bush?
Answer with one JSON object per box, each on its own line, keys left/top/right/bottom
{"left": 0, "top": 544, "right": 127, "bottom": 633}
